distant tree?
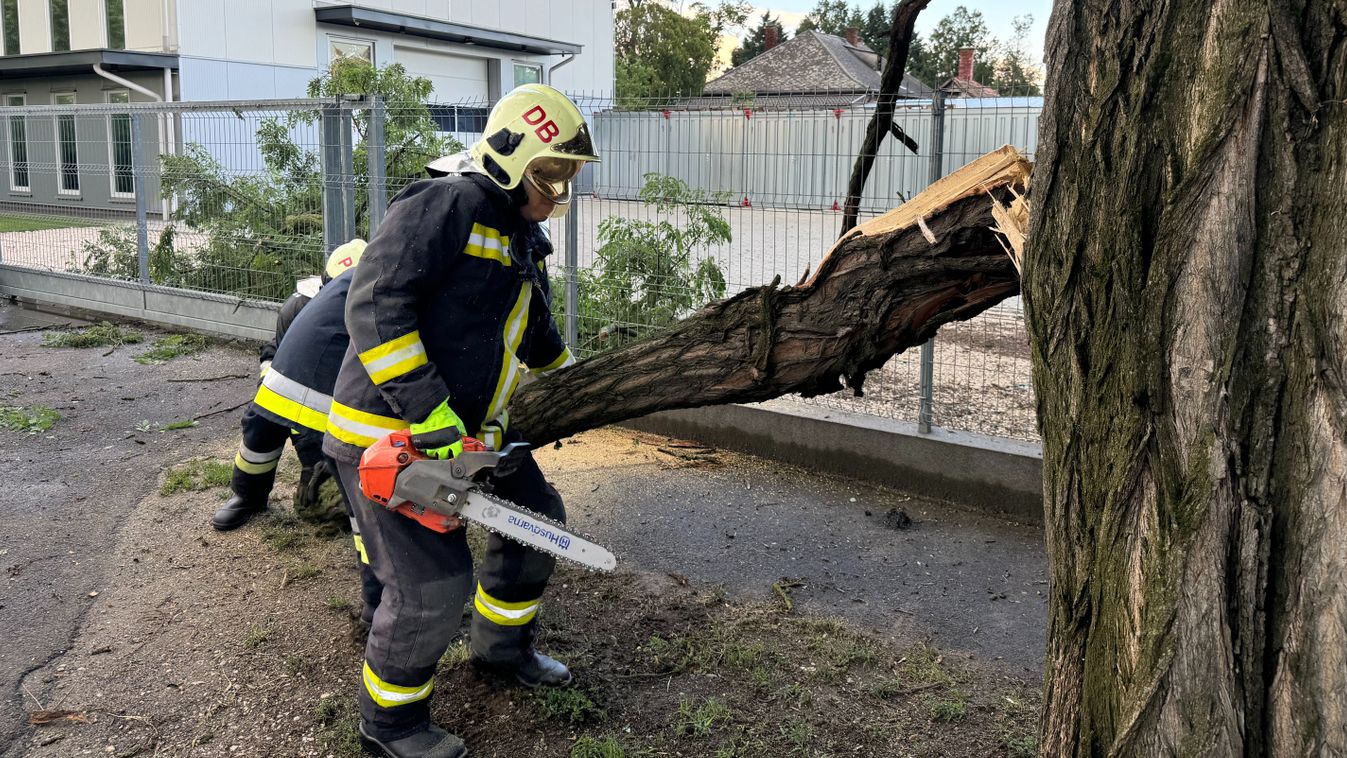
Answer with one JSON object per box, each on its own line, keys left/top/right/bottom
{"left": 795, "top": 0, "right": 863, "bottom": 38}
{"left": 859, "top": 2, "right": 891, "bottom": 49}
{"left": 615, "top": 0, "right": 749, "bottom": 106}
{"left": 925, "top": 5, "right": 994, "bottom": 83}
{"left": 987, "top": 15, "right": 1041, "bottom": 95}
{"left": 731, "top": 11, "right": 788, "bottom": 67}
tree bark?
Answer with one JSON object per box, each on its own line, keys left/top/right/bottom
{"left": 513, "top": 147, "right": 1030, "bottom": 446}
{"left": 1027, "top": 2, "right": 1346, "bottom": 755}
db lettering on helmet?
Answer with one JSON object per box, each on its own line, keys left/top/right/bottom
{"left": 522, "top": 105, "right": 559, "bottom": 144}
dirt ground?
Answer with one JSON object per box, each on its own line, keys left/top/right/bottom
{"left": 1, "top": 305, "right": 1044, "bottom": 758}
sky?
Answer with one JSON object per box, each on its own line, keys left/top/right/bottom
{"left": 742, "top": 1, "right": 1054, "bottom": 67}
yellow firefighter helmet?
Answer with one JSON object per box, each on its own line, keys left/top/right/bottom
{"left": 470, "top": 84, "right": 600, "bottom": 206}
{"left": 324, "top": 238, "right": 366, "bottom": 281}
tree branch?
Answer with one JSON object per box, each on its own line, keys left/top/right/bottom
{"left": 840, "top": 0, "right": 933, "bottom": 237}
{"left": 513, "top": 147, "right": 1030, "bottom": 446}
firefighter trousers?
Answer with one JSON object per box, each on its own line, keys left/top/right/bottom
{"left": 230, "top": 402, "right": 325, "bottom": 502}
{"left": 334, "top": 445, "right": 566, "bottom": 739}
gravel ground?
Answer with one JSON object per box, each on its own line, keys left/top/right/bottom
{"left": 0, "top": 304, "right": 1047, "bottom": 757}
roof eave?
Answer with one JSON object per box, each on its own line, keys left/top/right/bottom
{"left": 315, "top": 5, "right": 582, "bottom": 55}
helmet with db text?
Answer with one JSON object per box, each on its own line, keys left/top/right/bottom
{"left": 469, "top": 84, "right": 600, "bottom": 216}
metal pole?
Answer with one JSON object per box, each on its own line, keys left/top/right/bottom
{"left": 320, "top": 102, "right": 341, "bottom": 253}
{"left": 564, "top": 192, "right": 580, "bottom": 350}
{"left": 339, "top": 101, "right": 356, "bottom": 244}
{"left": 367, "top": 95, "right": 387, "bottom": 238}
{"left": 131, "top": 112, "right": 150, "bottom": 284}
{"left": 918, "top": 91, "right": 946, "bottom": 434}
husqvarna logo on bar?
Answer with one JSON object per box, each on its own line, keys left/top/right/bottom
{"left": 508, "top": 514, "right": 572, "bottom": 550}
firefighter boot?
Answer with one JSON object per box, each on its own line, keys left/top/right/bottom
{"left": 211, "top": 493, "right": 267, "bottom": 531}
{"left": 473, "top": 649, "right": 572, "bottom": 688}
{"left": 358, "top": 722, "right": 468, "bottom": 758}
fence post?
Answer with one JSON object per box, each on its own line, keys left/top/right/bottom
{"left": 320, "top": 99, "right": 358, "bottom": 252}
{"left": 131, "top": 112, "right": 150, "bottom": 284}
{"left": 564, "top": 193, "right": 580, "bottom": 350}
{"left": 918, "top": 90, "right": 946, "bottom": 434}
{"left": 367, "top": 96, "right": 387, "bottom": 238}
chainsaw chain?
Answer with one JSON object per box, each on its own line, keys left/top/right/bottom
{"left": 467, "top": 489, "right": 612, "bottom": 573}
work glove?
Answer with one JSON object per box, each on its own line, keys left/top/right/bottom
{"left": 409, "top": 398, "right": 467, "bottom": 459}
{"left": 478, "top": 410, "right": 508, "bottom": 452}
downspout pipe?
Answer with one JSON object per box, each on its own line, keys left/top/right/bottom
{"left": 92, "top": 64, "right": 163, "bottom": 101}
{"left": 545, "top": 53, "right": 575, "bottom": 84}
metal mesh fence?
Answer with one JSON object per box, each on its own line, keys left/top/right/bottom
{"left": 0, "top": 89, "right": 1042, "bottom": 441}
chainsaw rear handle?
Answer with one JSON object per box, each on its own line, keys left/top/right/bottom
{"left": 410, "top": 426, "right": 462, "bottom": 455}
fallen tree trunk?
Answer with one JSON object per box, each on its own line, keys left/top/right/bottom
{"left": 513, "top": 146, "right": 1031, "bottom": 447}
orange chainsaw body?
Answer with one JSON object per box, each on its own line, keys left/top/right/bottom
{"left": 358, "top": 428, "right": 485, "bottom": 533}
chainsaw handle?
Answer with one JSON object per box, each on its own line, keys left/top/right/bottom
{"left": 410, "top": 426, "right": 462, "bottom": 454}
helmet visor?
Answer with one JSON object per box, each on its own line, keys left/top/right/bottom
{"left": 525, "top": 157, "right": 583, "bottom": 204}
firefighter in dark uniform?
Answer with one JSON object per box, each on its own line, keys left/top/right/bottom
{"left": 212, "top": 241, "right": 365, "bottom": 531}
{"left": 322, "top": 84, "right": 593, "bottom": 758}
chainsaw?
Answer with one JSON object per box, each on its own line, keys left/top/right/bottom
{"left": 358, "top": 428, "right": 616, "bottom": 572}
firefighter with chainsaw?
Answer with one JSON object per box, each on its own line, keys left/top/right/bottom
{"left": 323, "top": 85, "right": 598, "bottom": 758}
{"left": 213, "top": 242, "right": 365, "bottom": 531}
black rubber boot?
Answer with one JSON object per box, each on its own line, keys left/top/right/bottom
{"left": 211, "top": 494, "right": 267, "bottom": 531}
{"left": 473, "top": 649, "right": 572, "bottom": 688}
{"left": 359, "top": 722, "right": 468, "bottom": 758}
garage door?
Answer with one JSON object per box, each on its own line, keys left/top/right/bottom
{"left": 394, "top": 47, "right": 490, "bottom": 102}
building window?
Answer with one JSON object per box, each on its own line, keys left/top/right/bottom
{"left": 51, "top": 0, "right": 69, "bottom": 52}
{"left": 107, "top": 91, "right": 133, "bottom": 197}
{"left": 54, "top": 92, "right": 78, "bottom": 195}
{"left": 329, "top": 37, "right": 373, "bottom": 65}
{"left": 513, "top": 63, "right": 542, "bottom": 88}
{"left": 106, "top": 0, "right": 125, "bottom": 49}
{"left": 5, "top": 94, "right": 27, "bottom": 192}
{"left": 2, "top": 0, "right": 19, "bottom": 56}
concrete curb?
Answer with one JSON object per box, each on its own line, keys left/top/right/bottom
{"left": 621, "top": 403, "right": 1044, "bottom": 524}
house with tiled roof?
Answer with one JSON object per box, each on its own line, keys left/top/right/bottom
{"left": 941, "top": 48, "right": 1000, "bottom": 98}
{"left": 685, "top": 28, "right": 934, "bottom": 109}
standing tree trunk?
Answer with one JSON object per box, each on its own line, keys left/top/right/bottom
{"left": 1026, "top": 2, "right": 1346, "bottom": 754}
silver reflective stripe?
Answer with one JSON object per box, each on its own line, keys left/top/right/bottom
{"left": 239, "top": 443, "right": 284, "bottom": 464}
{"left": 327, "top": 412, "right": 400, "bottom": 444}
{"left": 360, "top": 340, "right": 427, "bottom": 378}
{"left": 262, "top": 369, "right": 334, "bottom": 414}
{"left": 475, "top": 594, "right": 539, "bottom": 621}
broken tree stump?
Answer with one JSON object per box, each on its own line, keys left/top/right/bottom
{"left": 514, "top": 146, "right": 1032, "bottom": 446}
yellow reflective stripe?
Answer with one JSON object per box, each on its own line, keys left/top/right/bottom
{"left": 358, "top": 332, "right": 428, "bottom": 386}
{"left": 353, "top": 534, "right": 369, "bottom": 565}
{"left": 327, "top": 402, "right": 407, "bottom": 449}
{"left": 533, "top": 346, "right": 575, "bottom": 375}
{"left": 473, "top": 583, "right": 540, "bottom": 627}
{"left": 234, "top": 452, "right": 278, "bottom": 475}
{"left": 254, "top": 385, "right": 330, "bottom": 433}
{"left": 464, "top": 223, "right": 511, "bottom": 266}
{"left": 362, "top": 661, "right": 432, "bottom": 708}
{"left": 484, "top": 284, "right": 531, "bottom": 422}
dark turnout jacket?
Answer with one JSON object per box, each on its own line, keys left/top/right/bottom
{"left": 252, "top": 270, "right": 353, "bottom": 434}
{"left": 322, "top": 173, "right": 572, "bottom": 464}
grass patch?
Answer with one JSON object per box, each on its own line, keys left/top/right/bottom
{"left": 439, "top": 640, "right": 470, "bottom": 669}
{"left": 261, "top": 523, "right": 302, "bottom": 552}
{"left": 324, "top": 596, "right": 353, "bottom": 612}
{"left": 289, "top": 562, "right": 321, "bottom": 581}
{"left": 161, "top": 419, "right": 199, "bottom": 431}
{"left": 569, "top": 735, "right": 625, "bottom": 758}
{"left": 0, "top": 404, "right": 59, "bottom": 434}
{"left": 41, "top": 321, "right": 142, "bottom": 348}
{"left": 0, "top": 213, "right": 94, "bottom": 232}
{"left": 899, "top": 643, "right": 952, "bottom": 686}
{"left": 536, "top": 686, "right": 605, "bottom": 725}
{"left": 674, "top": 696, "right": 732, "bottom": 738}
{"left": 243, "top": 625, "right": 269, "bottom": 649}
{"left": 314, "top": 696, "right": 363, "bottom": 757}
{"left": 159, "top": 459, "right": 231, "bottom": 495}
{"left": 1003, "top": 732, "right": 1038, "bottom": 758}
{"left": 779, "top": 719, "right": 813, "bottom": 752}
{"left": 930, "top": 689, "right": 970, "bottom": 723}
{"left": 135, "top": 333, "right": 209, "bottom": 364}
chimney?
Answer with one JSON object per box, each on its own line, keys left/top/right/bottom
{"left": 765, "top": 24, "right": 779, "bottom": 50}
{"left": 958, "top": 47, "right": 975, "bottom": 81}
{"left": 845, "top": 27, "right": 860, "bottom": 46}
